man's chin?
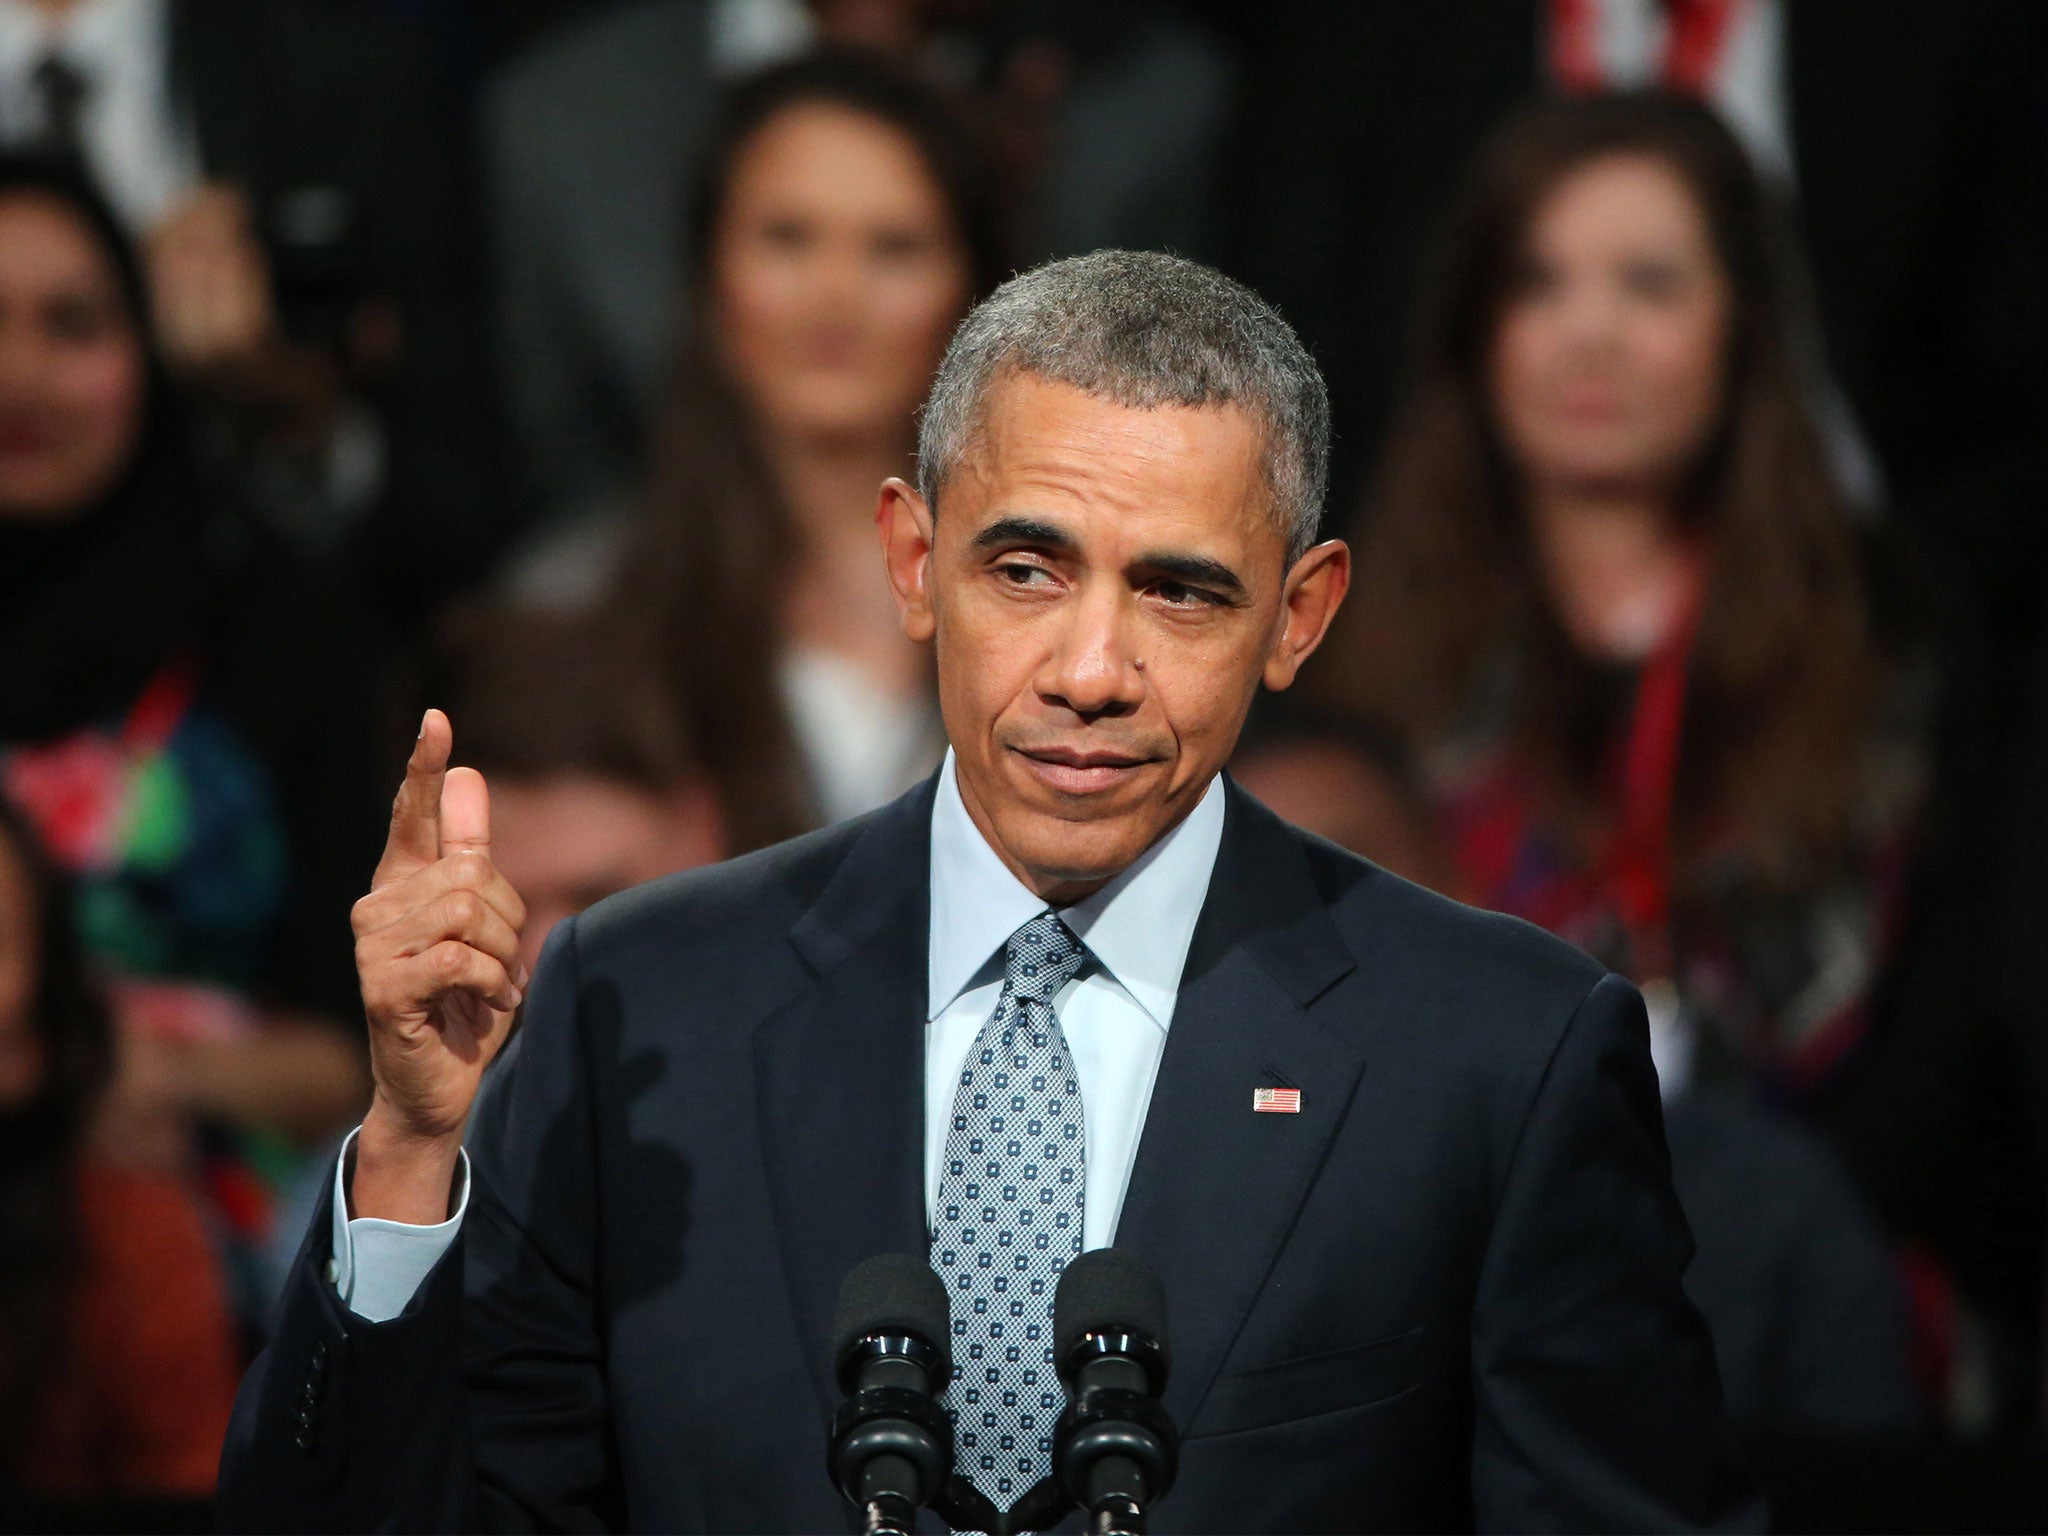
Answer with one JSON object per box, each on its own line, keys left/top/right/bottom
{"left": 957, "top": 751, "right": 1190, "bottom": 895}
{"left": 994, "top": 810, "right": 1162, "bottom": 896}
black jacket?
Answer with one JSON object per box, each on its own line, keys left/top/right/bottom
{"left": 219, "top": 776, "right": 1762, "bottom": 1531}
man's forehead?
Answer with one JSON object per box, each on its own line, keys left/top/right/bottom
{"left": 951, "top": 374, "right": 1278, "bottom": 543}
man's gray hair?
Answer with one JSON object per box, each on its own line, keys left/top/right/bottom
{"left": 916, "top": 250, "right": 1330, "bottom": 564}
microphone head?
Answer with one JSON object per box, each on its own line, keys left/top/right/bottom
{"left": 832, "top": 1253, "right": 951, "bottom": 1388}
{"left": 1053, "top": 1247, "right": 1169, "bottom": 1378}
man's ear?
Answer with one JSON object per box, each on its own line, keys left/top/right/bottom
{"left": 878, "top": 476, "right": 937, "bottom": 643}
{"left": 1263, "top": 539, "right": 1351, "bottom": 691}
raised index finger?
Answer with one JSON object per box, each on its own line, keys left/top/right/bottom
{"left": 374, "top": 708, "right": 450, "bottom": 887}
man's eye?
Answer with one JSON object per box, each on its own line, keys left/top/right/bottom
{"left": 1153, "top": 580, "right": 1215, "bottom": 608}
{"left": 999, "top": 562, "right": 1051, "bottom": 585}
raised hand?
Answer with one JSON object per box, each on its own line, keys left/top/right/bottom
{"left": 147, "top": 183, "right": 345, "bottom": 453}
{"left": 146, "top": 185, "right": 276, "bottom": 380}
{"left": 348, "top": 710, "right": 528, "bottom": 1223}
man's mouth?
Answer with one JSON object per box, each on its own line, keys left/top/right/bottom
{"left": 1010, "top": 744, "right": 1156, "bottom": 796}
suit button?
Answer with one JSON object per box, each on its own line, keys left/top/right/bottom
{"left": 295, "top": 1404, "right": 316, "bottom": 1431}
{"left": 302, "top": 1376, "right": 322, "bottom": 1403}
{"left": 310, "top": 1341, "right": 329, "bottom": 1374}
{"left": 294, "top": 1430, "right": 315, "bottom": 1454}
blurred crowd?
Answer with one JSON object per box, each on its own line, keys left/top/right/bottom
{"left": 0, "top": 0, "right": 2042, "bottom": 1525}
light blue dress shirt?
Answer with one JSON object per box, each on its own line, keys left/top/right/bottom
{"left": 923, "top": 751, "right": 1223, "bottom": 1247}
{"left": 330, "top": 752, "right": 1226, "bottom": 1322}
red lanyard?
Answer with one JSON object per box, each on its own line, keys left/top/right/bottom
{"left": 1603, "top": 583, "right": 1704, "bottom": 980}
{"left": 1549, "top": 0, "right": 1747, "bottom": 97}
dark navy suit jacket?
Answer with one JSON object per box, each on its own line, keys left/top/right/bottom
{"left": 219, "top": 776, "right": 1763, "bottom": 1531}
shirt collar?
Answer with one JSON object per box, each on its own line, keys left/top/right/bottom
{"left": 0, "top": 0, "right": 163, "bottom": 73}
{"left": 926, "top": 749, "right": 1227, "bottom": 1029}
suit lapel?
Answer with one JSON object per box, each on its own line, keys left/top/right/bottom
{"left": 1114, "top": 781, "right": 1366, "bottom": 1432}
{"left": 754, "top": 783, "right": 937, "bottom": 1419}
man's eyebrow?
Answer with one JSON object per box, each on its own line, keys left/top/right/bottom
{"left": 1133, "top": 550, "right": 1248, "bottom": 599}
{"left": 971, "top": 515, "right": 1076, "bottom": 552}
{"left": 969, "top": 518, "right": 1250, "bottom": 600}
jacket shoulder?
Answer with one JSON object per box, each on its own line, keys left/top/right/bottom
{"left": 572, "top": 816, "right": 854, "bottom": 947}
{"left": 566, "top": 800, "right": 897, "bottom": 969}
{"left": 1278, "top": 808, "right": 1606, "bottom": 990}
{"left": 1263, "top": 806, "right": 1615, "bottom": 1054}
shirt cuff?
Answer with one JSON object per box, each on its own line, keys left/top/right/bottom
{"left": 325, "top": 1124, "right": 469, "bottom": 1323}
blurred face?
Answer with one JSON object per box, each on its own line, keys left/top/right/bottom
{"left": 710, "top": 101, "right": 972, "bottom": 447}
{"left": 1229, "top": 739, "right": 1451, "bottom": 891}
{"left": 0, "top": 191, "right": 146, "bottom": 522}
{"left": 1488, "top": 154, "right": 1731, "bottom": 499}
{"left": 0, "top": 832, "right": 42, "bottom": 1107}
{"left": 880, "top": 374, "right": 1350, "bottom": 903}
{"left": 489, "top": 775, "right": 724, "bottom": 979}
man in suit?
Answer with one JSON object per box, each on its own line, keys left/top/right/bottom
{"left": 219, "top": 250, "right": 1761, "bottom": 1531}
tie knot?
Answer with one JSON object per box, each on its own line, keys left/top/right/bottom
{"left": 33, "top": 53, "right": 89, "bottom": 158}
{"left": 1003, "top": 912, "right": 1085, "bottom": 1006}
{"left": 34, "top": 52, "right": 84, "bottom": 97}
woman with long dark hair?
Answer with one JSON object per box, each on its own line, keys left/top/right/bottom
{"left": 1280, "top": 92, "right": 1927, "bottom": 1096}
{"left": 615, "top": 51, "right": 1006, "bottom": 848}
{"left": 0, "top": 153, "right": 390, "bottom": 1319}
{"left": 1241, "top": 90, "right": 1935, "bottom": 1433}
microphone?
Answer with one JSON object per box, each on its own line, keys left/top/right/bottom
{"left": 1048, "top": 1249, "right": 1179, "bottom": 1536}
{"left": 828, "top": 1254, "right": 975, "bottom": 1535}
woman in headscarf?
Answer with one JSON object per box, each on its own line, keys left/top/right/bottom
{"left": 0, "top": 153, "right": 388, "bottom": 1317}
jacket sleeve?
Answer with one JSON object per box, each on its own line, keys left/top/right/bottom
{"left": 1469, "top": 972, "right": 1767, "bottom": 1533}
{"left": 217, "top": 915, "right": 620, "bottom": 1531}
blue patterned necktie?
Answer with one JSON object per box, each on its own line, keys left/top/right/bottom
{"left": 931, "top": 911, "right": 1090, "bottom": 1505}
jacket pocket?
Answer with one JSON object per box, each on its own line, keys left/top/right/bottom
{"left": 1188, "top": 1326, "right": 1423, "bottom": 1438}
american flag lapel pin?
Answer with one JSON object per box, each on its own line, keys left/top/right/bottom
{"left": 1252, "top": 1085, "right": 1303, "bottom": 1114}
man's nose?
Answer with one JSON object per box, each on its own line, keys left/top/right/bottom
{"left": 1036, "top": 589, "right": 1144, "bottom": 720}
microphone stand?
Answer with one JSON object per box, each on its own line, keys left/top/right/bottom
{"left": 859, "top": 1482, "right": 917, "bottom": 1536}
{"left": 1081, "top": 1482, "right": 1146, "bottom": 1536}
{"left": 990, "top": 1475, "right": 1146, "bottom": 1536}
{"left": 999, "top": 1474, "right": 1074, "bottom": 1536}
{"left": 829, "top": 1331, "right": 955, "bottom": 1535}
{"left": 1046, "top": 1338, "right": 1175, "bottom": 1536}
{"left": 931, "top": 1475, "right": 1004, "bottom": 1534}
